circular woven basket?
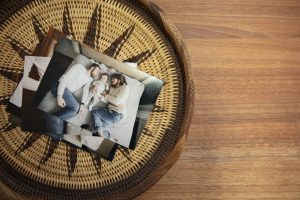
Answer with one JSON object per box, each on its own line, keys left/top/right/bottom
{"left": 0, "top": 0, "right": 194, "bottom": 199}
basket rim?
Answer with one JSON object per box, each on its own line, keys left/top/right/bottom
{"left": 0, "top": 0, "right": 195, "bottom": 199}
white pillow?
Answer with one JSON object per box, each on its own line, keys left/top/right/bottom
{"left": 98, "top": 63, "right": 108, "bottom": 73}
{"left": 73, "top": 54, "right": 94, "bottom": 68}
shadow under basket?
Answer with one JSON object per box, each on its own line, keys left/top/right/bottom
{"left": 0, "top": 0, "right": 194, "bottom": 199}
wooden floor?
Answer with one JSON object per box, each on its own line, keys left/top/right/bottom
{"left": 137, "top": 0, "right": 300, "bottom": 199}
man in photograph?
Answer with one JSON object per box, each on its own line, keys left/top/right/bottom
{"left": 50, "top": 63, "right": 101, "bottom": 120}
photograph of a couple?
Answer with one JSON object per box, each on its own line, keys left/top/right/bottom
{"left": 25, "top": 38, "right": 164, "bottom": 160}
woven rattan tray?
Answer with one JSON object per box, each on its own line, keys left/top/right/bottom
{"left": 0, "top": 0, "right": 194, "bottom": 199}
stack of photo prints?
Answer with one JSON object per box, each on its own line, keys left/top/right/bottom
{"left": 6, "top": 28, "right": 164, "bottom": 161}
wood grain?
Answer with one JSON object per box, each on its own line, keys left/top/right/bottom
{"left": 137, "top": 0, "right": 300, "bottom": 199}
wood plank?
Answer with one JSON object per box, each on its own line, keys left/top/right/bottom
{"left": 137, "top": 0, "right": 300, "bottom": 199}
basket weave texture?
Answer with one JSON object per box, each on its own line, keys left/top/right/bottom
{"left": 0, "top": 0, "right": 194, "bottom": 199}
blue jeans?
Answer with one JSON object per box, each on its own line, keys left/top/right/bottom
{"left": 50, "top": 82, "right": 79, "bottom": 121}
{"left": 91, "top": 108, "right": 124, "bottom": 139}
{"left": 43, "top": 112, "right": 65, "bottom": 140}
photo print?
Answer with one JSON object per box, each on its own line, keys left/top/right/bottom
{"left": 6, "top": 28, "right": 119, "bottom": 160}
{"left": 6, "top": 28, "right": 65, "bottom": 123}
{"left": 23, "top": 37, "right": 164, "bottom": 160}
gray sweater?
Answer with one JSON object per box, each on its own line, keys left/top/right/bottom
{"left": 57, "top": 64, "right": 93, "bottom": 103}
{"left": 100, "top": 84, "right": 129, "bottom": 118}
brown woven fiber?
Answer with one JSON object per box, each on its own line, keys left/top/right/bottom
{"left": 0, "top": 0, "right": 194, "bottom": 199}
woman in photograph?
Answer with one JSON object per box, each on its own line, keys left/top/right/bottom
{"left": 91, "top": 73, "right": 129, "bottom": 141}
